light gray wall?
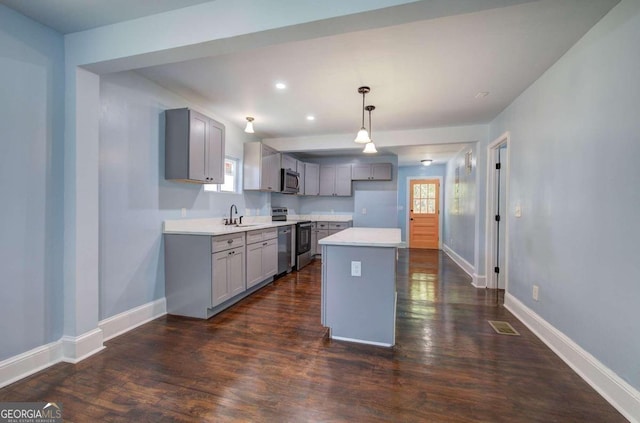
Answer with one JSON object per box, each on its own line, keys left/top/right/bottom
{"left": 489, "top": 0, "right": 640, "bottom": 390}
{"left": 99, "top": 71, "right": 263, "bottom": 319}
{"left": 0, "top": 4, "right": 65, "bottom": 360}
{"left": 443, "top": 145, "right": 477, "bottom": 265}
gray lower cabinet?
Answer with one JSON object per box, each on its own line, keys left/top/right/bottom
{"left": 211, "top": 246, "right": 245, "bottom": 307}
{"left": 315, "top": 221, "right": 352, "bottom": 256}
{"left": 164, "top": 232, "right": 245, "bottom": 319}
{"left": 310, "top": 222, "right": 317, "bottom": 255}
{"left": 246, "top": 228, "right": 278, "bottom": 288}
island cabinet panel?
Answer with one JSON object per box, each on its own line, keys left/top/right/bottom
{"left": 319, "top": 164, "right": 352, "bottom": 196}
{"left": 304, "top": 163, "right": 320, "bottom": 196}
{"left": 165, "top": 108, "right": 225, "bottom": 184}
{"left": 322, "top": 244, "right": 397, "bottom": 346}
{"left": 351, "top": 163, "right": 392, "bottom": 181}
{"left": 243, "top": 143, "right": 281, "bottom": 192}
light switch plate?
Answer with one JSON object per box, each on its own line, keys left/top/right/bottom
{"left": 515, "top": 203, "right": 522, "bottom": 218}
{"left": 361, "top": 208, "right": 367, "bottom": 215}
{"left": 351, "top": 261, "right": 362, "bottom": 277}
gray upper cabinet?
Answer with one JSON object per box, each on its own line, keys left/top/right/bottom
{"left": 319, "top": 164, "right": 352, "bottom": 196}
{"left": 281, "top": 154, "right": 297, "bottom": 171}
{"left": 351, "top": 163, "right": 392, "bottom": 181}
{"left": 243, "top": 143, "right": 281, "bottom": 192}
{"left": 296, "top": 160, "right": 306, "bottom": 195}
{"left": 165, "top": 108, "right": 225, "bottom": 184}
{"left": 304, "top": 163, "right": 320, "bottom": 196}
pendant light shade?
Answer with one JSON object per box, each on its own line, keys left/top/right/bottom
{"left": 362, "top": 105, "right": 378, "bottom": 154}
{"left": 354, "top": 86, "right": 371, "bottom": 143}
{"left": 244, "top": 117, "right": 255, "bottom": 133}
{"left": 355, "top": 128, "right": 370, "bottom": 143}
{"left": 363, "top": 142, "right": 378, "bottom": 154}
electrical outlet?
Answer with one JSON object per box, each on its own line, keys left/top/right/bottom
{"left": 532, "top": 285, "right": 539, "bottom": 301}
{"left": 515, "top": 203, "right": 522, "bottom": 218}
{"left": 351, "top": 261, "right": 362, "bottom": 277}
{"left": 361, "top": 208, "right": 367, "bottom": 215}
{"left": 181, "top": 208, "right": 186, "bottom": 217}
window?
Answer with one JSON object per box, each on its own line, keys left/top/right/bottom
{"left": 204, "top": 157, "right": 239, "bottom": 193}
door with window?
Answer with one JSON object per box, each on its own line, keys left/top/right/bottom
{"left": 409, "top": 179, "right": 440, "bottom": 249}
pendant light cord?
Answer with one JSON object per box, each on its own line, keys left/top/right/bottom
{"left": 361, "top": 91, "right": 366, "bottom": 128}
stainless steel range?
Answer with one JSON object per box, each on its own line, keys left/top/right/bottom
{"left": 295, "top": 221, "right": 313, "bottom": 270}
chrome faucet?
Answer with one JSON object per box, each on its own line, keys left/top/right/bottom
{"left": 229, "top": 204, "right": 238, "bottom": 225}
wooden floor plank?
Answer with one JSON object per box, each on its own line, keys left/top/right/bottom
{"left": 0, "top": 249, "right": 625, "bottom": 422}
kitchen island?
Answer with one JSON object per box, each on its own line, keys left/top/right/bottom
{"left": 319, "top": 227, "right": 402, "bottom": 347}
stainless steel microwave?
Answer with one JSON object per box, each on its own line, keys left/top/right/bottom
{"left": 281, "top": 168, "right": 300, "bottom": 194}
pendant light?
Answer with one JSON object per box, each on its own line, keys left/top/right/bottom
{"left": 363, "top": 105, "right": 377, "bottom": 154}
{"left": 354, "top": 86, "right": 371, "bottom": 143}
{"left": 244, "top": 117, "right": 255, "bottom": 133}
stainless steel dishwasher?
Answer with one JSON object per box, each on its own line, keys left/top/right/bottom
{"left": 277, "top": 226, "right": 292, "bottom": 275}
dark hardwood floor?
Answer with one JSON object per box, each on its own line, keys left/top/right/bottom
{"left": 0, "top": 249, "right": 625, "bottom": 422}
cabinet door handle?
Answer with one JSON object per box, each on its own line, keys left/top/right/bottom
{"left": 263, "top": 242, "right": 268, "bottom": 246}
{"left": 227, "top": 239, "right": 233, "bottom": 244}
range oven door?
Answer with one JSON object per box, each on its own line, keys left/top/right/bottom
{"left": 296, "top": 222, "right": 312, "bottom": 254}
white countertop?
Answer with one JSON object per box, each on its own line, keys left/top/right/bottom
{"left": 163, "top": 214, "right": 353, "bottom": 236}
{"left": 163, "top": 218, "right": 294, "bottom": 236}
{"left": 319, "top": 227, "right": 402, "bottom": 248}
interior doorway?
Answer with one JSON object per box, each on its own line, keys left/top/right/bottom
{"left": 409, "top": 179, "right": 440, "bottom": 249}
{"left": 485, "top": 132, "right": 510, "bottom": 297}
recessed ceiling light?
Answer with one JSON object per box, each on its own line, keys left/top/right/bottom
{"left": 275, "top": 82, "right": 287, "bottom": 90}
{"left": 306, "top": 115, "right": 315, "bottom": 121}
{"left": 475, "top": 91, "right": 489, "bottom": 99}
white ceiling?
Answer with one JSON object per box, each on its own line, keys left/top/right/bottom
{"left": 1, "top": 0, "right": 619, "bottom": 165}
{"left": 0, "top": 0, "right": 215, "bottom": 34}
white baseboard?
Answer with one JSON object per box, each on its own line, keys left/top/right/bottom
{"left": 99, "top": 298, "right": 166, "bottom": 342}
{"left": 442, "top": 244, "right": 476, "bottom": 279}
{"left": 0, "top": 341, "right": 63, "bottom": 389}
{"left": 61, "top": 328, "right": 105, "bottom": 364}
{"left": 0, "top": 298, "right": 167, "bottom": 389}
{"left": 505, "top": 293, "right": 640, "bottom": 422}
{"left": 472, "top": 274, "right": 487, "bottom": 288}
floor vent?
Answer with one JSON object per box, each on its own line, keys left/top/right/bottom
{"left": 488, "top": 320, "right": 520, "bottom": 336}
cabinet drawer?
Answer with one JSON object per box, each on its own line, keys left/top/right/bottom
{"left": 329, "top": 222, "right": 349, "bottom": 230}
{"left": 247, "top": 227, "right": 278, "bottom": 244}
{"left": 262, "top": 228, "right": 278, "bottom": 240}
{"left": 212, "top": 233, "right": 245, "bottom": 253}
{"left": 316, "top": 221, "right": 329, "bottom": 229}
{"left": 246, "top": 230, "right": 264, "bottom": 244}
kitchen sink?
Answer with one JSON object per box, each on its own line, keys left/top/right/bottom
{"left": 233, "top": 223, "right": 260, "bottom": 227}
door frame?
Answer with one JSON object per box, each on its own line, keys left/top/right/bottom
{"left": 484, "top": 131, "right": 510, "bottom": 290}
{"left": 405, "top": 176, "right": 443, "bottom": 249}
